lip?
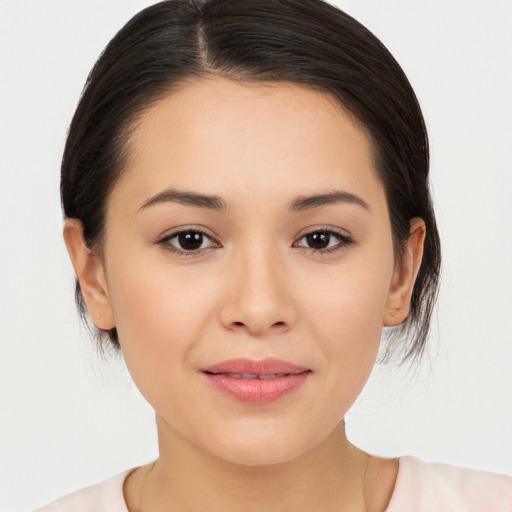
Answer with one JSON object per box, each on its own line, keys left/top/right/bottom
{"left": 201, "top": 358, "right": 311, "bottom": 404}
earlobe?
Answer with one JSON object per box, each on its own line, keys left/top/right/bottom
{"left": 62, "top": 219, "right": 115, "bottom": 330}
{"left": 383, "top": 218, "right": 426, "bottom": 327}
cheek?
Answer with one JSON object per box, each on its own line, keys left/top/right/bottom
{"left": 108, "top": 251, "right": 219, "bottom": 334}
{"left": 105, "top": 259, "right": 220, "bottom": 399}
{"left": 303, "top": 259, "right": 392, "bottom": 347}
{"left": 299, "top": 255, "right": 394, "bottom": 399}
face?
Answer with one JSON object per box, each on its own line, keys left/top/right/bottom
{"left": 68, "top": 78, "right": 420, "bottom": 465}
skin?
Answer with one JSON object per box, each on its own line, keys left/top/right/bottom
{"left": 64, "top": 78, "right": 425, "bottom": 511}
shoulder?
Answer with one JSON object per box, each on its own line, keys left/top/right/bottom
{"left": 387, "top": 456, "right": 512, "bottom": 511}
{"left": 33, "top": 470, "right": 131, "bottom": 512}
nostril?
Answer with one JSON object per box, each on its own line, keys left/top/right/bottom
{"left": 272, "top": 321, "right": 286, "bottom": 327}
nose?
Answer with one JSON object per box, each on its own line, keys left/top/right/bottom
{"left": 219, "top": 245, "right": 297, "bottom": 336}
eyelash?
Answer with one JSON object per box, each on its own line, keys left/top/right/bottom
{"left": 293, "top": 229, "right": 354, "bottom": 254}
{"left": 157, "top": 228, "right": 354, "bottom": 256}
{"left": 157, "top": 229, "right": 220, "bottom": 256}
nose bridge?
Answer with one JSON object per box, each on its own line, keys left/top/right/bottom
{"left": 220, "top": 238, "right": 295, "bottom": 334}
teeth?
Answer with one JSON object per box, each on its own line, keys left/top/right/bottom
{"left": 222, "top": 373, "right": 258, "bottom": 379}
{"left": 219, "top": 373, "right": 287, "bottom": 379}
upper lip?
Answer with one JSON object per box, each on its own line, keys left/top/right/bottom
{"left": 201, "top": 358, "right": 310, "bottom": 375}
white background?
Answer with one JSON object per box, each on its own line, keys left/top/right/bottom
{"left": 1, "top": 1, "right": 511, "bottom": 510}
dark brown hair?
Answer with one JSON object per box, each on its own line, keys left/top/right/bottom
{"left": 61, "top": 0, "right": 441, "bottom": 361}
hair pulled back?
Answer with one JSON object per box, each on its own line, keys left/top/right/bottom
{"left": 62, "top": 0, "right": 441, "bottom": 361}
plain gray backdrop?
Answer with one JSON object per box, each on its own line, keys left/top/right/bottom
{"left": 1, "top": 1, "right": 511, "bottom": 510}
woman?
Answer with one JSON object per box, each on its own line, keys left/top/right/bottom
{"left": 31, "top": 0, "right": 511, "bottom": 510}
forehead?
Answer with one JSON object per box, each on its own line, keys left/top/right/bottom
{"left": 112, "top": 77, "right": 384, "bottom": 212}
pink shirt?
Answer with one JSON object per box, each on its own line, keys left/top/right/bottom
{"left": 35, "top": 456, "right": 512, "bottom": 511}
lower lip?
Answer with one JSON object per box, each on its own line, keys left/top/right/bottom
{"left": 204, "top": 372, "right": 310, "bottom": 404}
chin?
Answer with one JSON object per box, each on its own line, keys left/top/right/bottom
{"left": 198, "top": 422, "right": 326, "bottom": 467}
{"left": 215, "top": 444, "right": 306, "bottom": 467}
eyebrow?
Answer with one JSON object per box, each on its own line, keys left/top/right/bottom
{"left": 139, "top": 188, "right": 227, "bottom": 211}
{"left": 139, "top": 188, "right": 369, "bottom": 212}
{"left": 289, "top": 191, "right": 369, "bottom": 211}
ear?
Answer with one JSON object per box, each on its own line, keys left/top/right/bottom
{"left": 63, "top": 219, "right": 115, "bottom": 330}
{"left": 383, "top": 218, "right": 426, "bottom": 326}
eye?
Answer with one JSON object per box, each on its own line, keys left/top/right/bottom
{"left": 294, "top": 229, "right": 353, "bottom": 253}
{"left": 158, "top": 229, "right": 219, "bottom": 254}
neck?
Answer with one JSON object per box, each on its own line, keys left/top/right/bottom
{"left": 125, "top": 417, "right": 385, "bottom": 512}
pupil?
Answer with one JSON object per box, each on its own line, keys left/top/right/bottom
{"left": 178, "top": 232, "right": 203, "bottom": 250}
{"left": 307, "top": 232, "right": 330, "bottom": 249}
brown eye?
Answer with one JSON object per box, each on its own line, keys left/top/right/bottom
{"left": 160, "top": 230, "right": 217, "bottom": 253}
{"left": 177, "top": 231, "right": 204, "bottom": 251}
{"left": 295, "top": 230, "right": 353, "bottom": 252}
{"left": 305, "top": 232, "right": 331, "bottom": 250}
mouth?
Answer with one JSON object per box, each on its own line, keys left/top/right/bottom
{"left": 201, "top": 358, "right": 311, "bottom": 404}
{"left": 206, "top": 372, "right": 298, "bottom": 380}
